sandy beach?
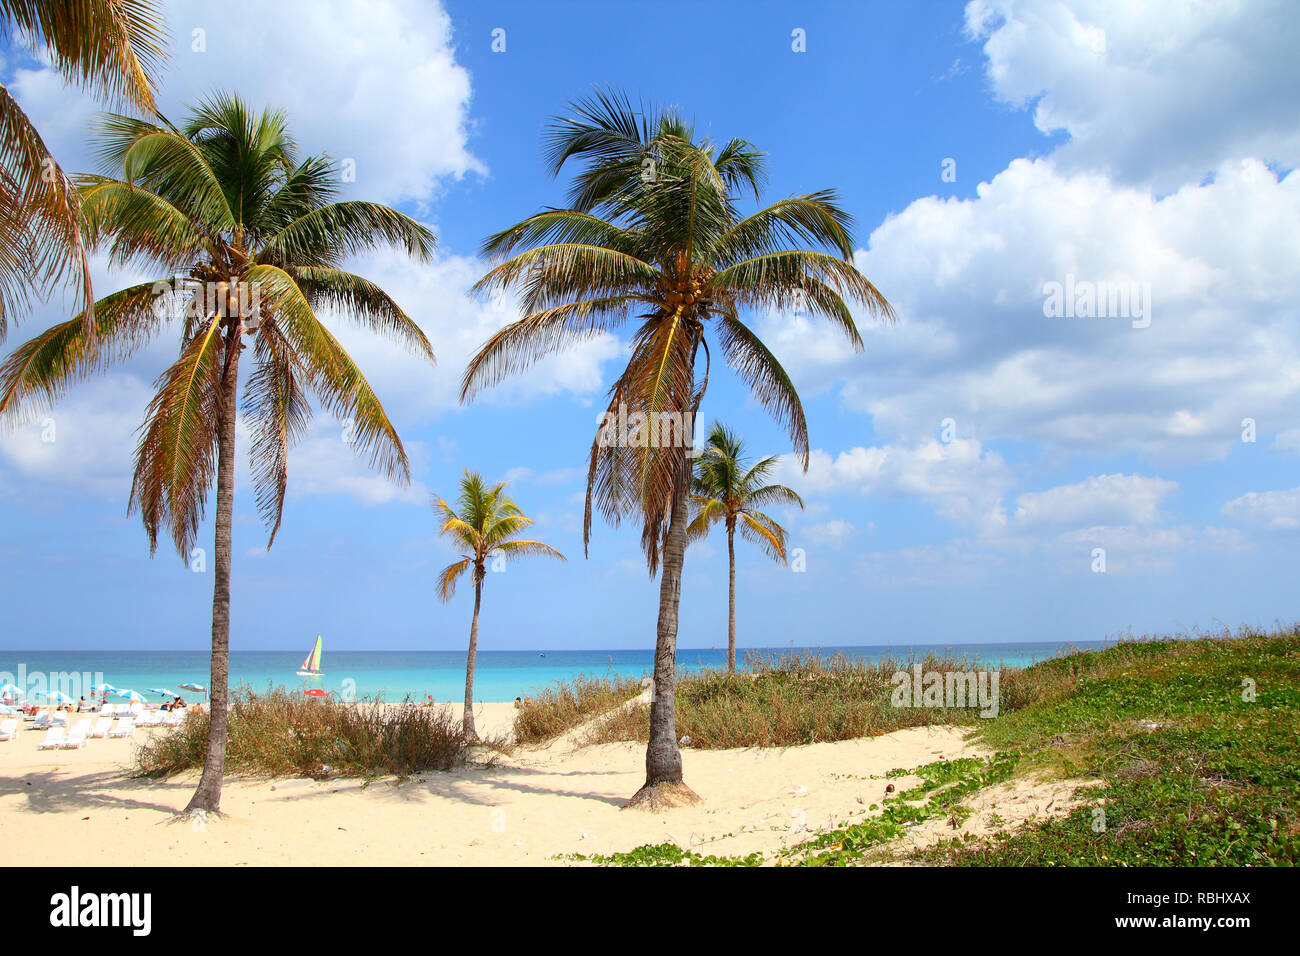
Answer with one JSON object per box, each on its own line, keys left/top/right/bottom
{"left": 0, "top": 704, "right": 996, "bottom": 865}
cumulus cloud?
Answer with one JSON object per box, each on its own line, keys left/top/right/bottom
{"left": 1222, "top": 487, "right": 1300, "bottom": 532}
{"left": 803, "top": 519, "right": 856, "bottom": 546}
{"left": 5, "top": 0, "right": 483, "bottom": 205}
{"left": 1011, "top": 474, "right": 1178, "bottom": 528}
{"left": 964, "top": 0, "right": 1300, "bottom": 190}
{"left": 760, "top": 157, "right": 1300, "bottom": 464}
{"left": 775, "top": 438, "right": 1013, "bottom": 533}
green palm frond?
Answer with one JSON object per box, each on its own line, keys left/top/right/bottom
{"left": 689, "top": 421, "right": 802, "bottom": 566}
{"left": 1, "top": 92, "right": 434, "bottom": 558}
{"left": 432, "top": 470, "right": 565, "bottom": 603}
{"left": 464, "top": 89, "right": 891, "bottom": 571}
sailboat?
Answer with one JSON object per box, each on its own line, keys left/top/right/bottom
{"left": 297, "top": 635, "right": 325, "bottom": 678}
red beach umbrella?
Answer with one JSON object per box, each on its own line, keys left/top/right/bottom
{"left": 303, "top": 689, "right": 328, "bottom": 698}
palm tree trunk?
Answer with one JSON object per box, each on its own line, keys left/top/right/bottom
{"left": 184, "top": 324, "right": 240, "bottom": 816}
{"left": 727, "top": 524, "right": 736, "bottom": 674}
{"left": 625, "top": 453, "right": 701, "bottom": 810}
{"left": 463, "top": 575, "right": 482, "bottom": 739}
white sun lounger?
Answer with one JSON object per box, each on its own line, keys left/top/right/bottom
{"left": 136, "top": 710, "right": 156, "bottom": 727}
{"left": 0, "top": 718, "right": 18, "bottom": 741}
{"left": 51, "top": 711, "right": 68, "bottom": 726}
{"left": 37, "top": 726, "right": 66, "bottom": 749}
{"left": 62, "top": 719, "right": 90, "bottom": 749}
{"left": 164, "top": 710, "right": 184, "bottom": 726}
{"left": 31, "top": 711, "right": 50, "bottom": 729}
{"left": 90, "top": 716, "right": 114, "bottom": 738}
{"left": 107, "top": 718, "right": 134, "bottom": 740}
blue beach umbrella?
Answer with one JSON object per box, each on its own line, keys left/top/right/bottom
{"left": 179, "top": 682, "right": 205, "bottom": 692}
{"left": 117, "top": 689, "right": 145, "bottom": 703}
{"left": 147, "top": 688, "right": 176, "bottom": 697}
{"left": 0, "top": 682, "right": 22, "bottom": 701}
{"left": 94, "top": 683, "right": 117, "bottom": 695}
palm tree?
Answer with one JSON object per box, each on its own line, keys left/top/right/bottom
{"left": 688, "top": 422, "right": 802, "bottom": 674}
{"left": 0, "top": 93, "right": 437, "bottom": 815}
{"left": 1, "top": 0, "right": 168, "bottom": 340}
{"left": 432, "top": 470, "right": 565, "bottom": 738}
{"left": 461, "top": 89, "right": 893, "bottom": 809}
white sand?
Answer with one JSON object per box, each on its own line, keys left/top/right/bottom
{"left": 0, "top": 705, "right": 986, "bottom": 865}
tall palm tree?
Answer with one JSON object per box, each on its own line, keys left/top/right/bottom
{"left": 461, "top": 89, "right": 893, "bottom": 809}
{"left": 688, "top": 422, "right": 802, "bottom": 674}
{"left": 1, "top": 0, "right": 168, "bottom": 340}
{"left": 432, "top": 470, "right": 565, "bottom": 738}
{"left": 0, "top": 93, "right": 436, "bottom": 815}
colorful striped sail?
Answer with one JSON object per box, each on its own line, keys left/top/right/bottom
{"left": 297, "top": 635, "right": 324, "bottom": 676}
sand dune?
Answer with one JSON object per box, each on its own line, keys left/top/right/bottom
{"left": 0, "top": 706, "right": 982, "bottom": 865}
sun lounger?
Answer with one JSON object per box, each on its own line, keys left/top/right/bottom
{"left": 62, "top": 719, "right": 90, "bottom": 749}
{"left": 31, "top": 711, "right": 50, "bottom": 729}
{"left": 0, "top": 718, "right": 17, "bottom": 741}
{"left": 164, "top": 710, "right": 184, "bottom": 726}
{"left": 90, "top": 716, "right": 113, "bottom": 738}
{"left": 129, "top": 702, "right": 144, "bottom": 715}
{"left": 107, "top": 718, "right": 134, "bottom": 740}
{"left": 36, "top": 726, "right": 65, "bottom": 749}
{"left": 51, "top": 711, "right": 68, "bottom": 726}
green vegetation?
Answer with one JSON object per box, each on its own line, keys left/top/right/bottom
{"left": 432, "top": 470, "right": 565, "bottom": 738}
{"left": 565, "top": 625, "right": 1300, "bottom": 866}
{"left": 578, "top": 651, "right": 992, "bottom": 748}
{"left": 512, "top": 673, "right": 644, "bottom": 744}
{"left": 912, "top": 626, "right": 1300, "bottom": 866}
{"left": 133, "top": 689, "right": 490, "bottom": 781}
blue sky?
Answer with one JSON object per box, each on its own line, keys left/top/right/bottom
{"left": 1, "top": 0, "right": 1297, "bottom": 651}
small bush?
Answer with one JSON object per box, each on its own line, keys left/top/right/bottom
{"left": 133, "top": 687, "right": 480, "bottom": 780}
{"left": 513, "top": 673, "right": 644, "bottom": 744}
{"left": 582, "top": 651, "right": 1004, "bottom": 749}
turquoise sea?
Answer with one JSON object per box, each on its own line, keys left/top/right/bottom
{"left": 0, "top": 641, "right": 1108, "bottom": 703}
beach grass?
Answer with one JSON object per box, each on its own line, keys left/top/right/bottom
{"left": 907, "top": 623, "right": 1300, "bottom": 866}
{"left": 513, "top": 673, "right": 644, "bottom": 744}
{"left": 567, "top": 623, "right": 1300, "bottom": 866}
{"left": 133, "top": 687, "right": 489, "bottom": 780}
{"left": 577, "top": 651, "right": 998, "bottom": 749}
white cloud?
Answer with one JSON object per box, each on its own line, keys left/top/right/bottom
{"left": 763, "top": 157, "right": 1300, "bottom": 464}
{"left": 776, "top": 438, "right": 1013, "bottom": 533}
{"left": 804, "top": 519, "right": 856, "bottom": 546}
{"left": 1273, "top": 429, "right": 1300, "bottom": 456}
{"left": 324, "top": 249, "right": 623, "bottom": 425}
{"left": 964, "top": 0, "right": 1300, "bottom": 191}
{"left": 1012, "top": 473, "right": 1178, "bottom": 528}
{"left": 7, "top": 0, "right": 483, "bottom": 206}
{"left": 1222, "top": 487, "right": 1300, "bottom": 532}
{"left": 0, "top": 376, "right": 153, "bottom": 499}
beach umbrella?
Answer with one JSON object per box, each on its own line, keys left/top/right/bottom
{"left": 303, "top": 689, "right": 328, "bottom": 698}
{"left": 179, "top": 682, "right": 206, "bottom": 692}
{"left": 147, "top": 688, "right": 176, "bottom": 697}
{"left": 117, "top": 689, "right": 145, "bottom": 703}
{"left": 0, "top": 682, "right": 22, "bottom": 700}
{"left": 94, "top": 683, "right": 117, "bottom": 695}
{"left": 38, "top": 690, "right": 74, "bottom": 704}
